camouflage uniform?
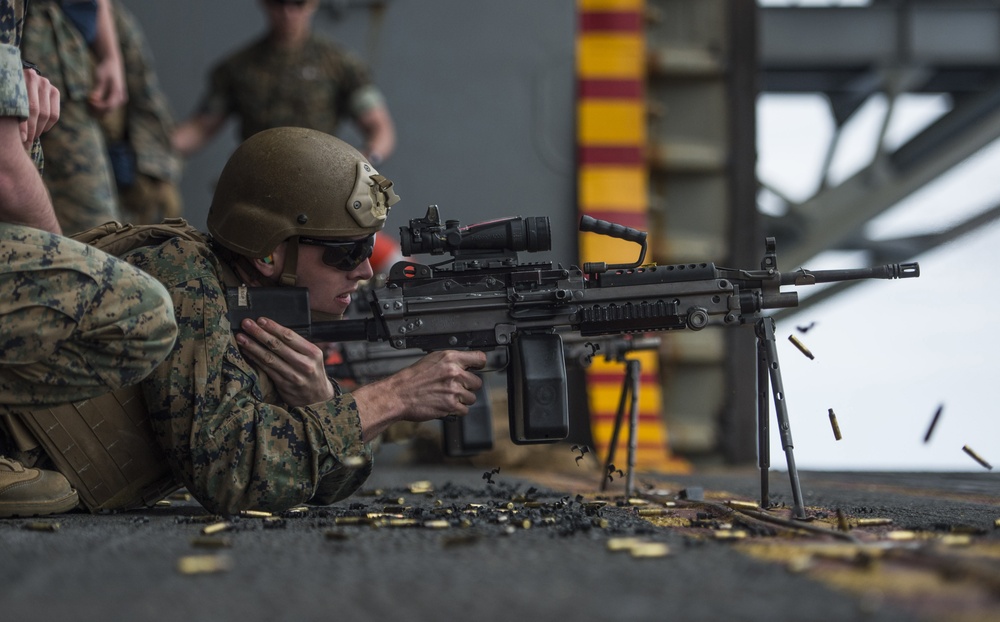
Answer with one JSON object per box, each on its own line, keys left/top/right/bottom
{"left": 119, "top": 236, "right": 372, "bottom": 516}
{"left": 21, "top": 0, "right": 120, "bottom": 235}
{"left": 0, "top": 2, "right": 25, "bottom": 104}
{"left": 198, "top": 33, "right": 386, "bottom": 141}
{"left": 101, "top": 0, "right": 181, "bottom": 225}
{"left": 0, "top": 0, "right": 176, "bottom": 450}
{"left": 0, "top": 0, "right": 43, "bottom": 167}
{"left": 0, "top": 226, "right": 178, "bottom": 406}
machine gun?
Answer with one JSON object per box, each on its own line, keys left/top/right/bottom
{"left": 326, "top": 318, "right": 661, "bottom": 458}
{"left": 229, "top": 206, "right": 919, "bottom": 516}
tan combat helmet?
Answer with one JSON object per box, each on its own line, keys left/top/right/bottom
{"left": 208, "top": 127, "right": 400, "bottom": 285}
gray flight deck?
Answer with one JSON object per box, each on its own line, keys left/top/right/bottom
{"left": 2, "top": 451, "right": 997, "bottom": 622}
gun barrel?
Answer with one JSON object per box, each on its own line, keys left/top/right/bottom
{"left": 781, "top": 262, "right": 920, "bottom": 286}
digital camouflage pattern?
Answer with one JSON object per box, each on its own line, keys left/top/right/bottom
{"left": 1, "top": 0, "right": 44, "bottom": 169}
{"left": 121, "top": 236, "right": 372, "bottom": 516}
{"left": 0, "top": 224, "right": 177, "bottom": 406}
{"left": 0, "top": 0, "right": 28, "bottom": 119}
{"left": 101, "top": 0, "right": 181, "bottom": 225}
{"left": 199, "top": 33, "right": 385, "bottom": 141}
{"left": 21, "top": 0, "right": 119, "bottom": 234}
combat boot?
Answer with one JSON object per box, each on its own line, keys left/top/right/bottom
{"left": 0, "top": 456, "right": 79, "bottom": 518}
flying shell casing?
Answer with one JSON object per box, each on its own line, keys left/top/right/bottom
{"left": 962, "top": 445, "right": 993, "bottom": 470}
{"left": 788, "top": 335, "right": 815, "bottom": 360}
{"left": 828, "top": 409, "right": 842, "bottom": 441}
{"left": 923, "top": 404, "right": 943, "bottom": 443}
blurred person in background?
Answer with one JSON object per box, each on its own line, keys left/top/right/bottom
{"left": 172, "top": 0, "right": 395, "bottom": 165}
{"left": 21, "top": 0, "right": 127, "bottom": 234}
{"left": 99, "top": 0, "right": 182, "bottom": 225}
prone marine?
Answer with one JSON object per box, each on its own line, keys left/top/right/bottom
{"left": 2, "top": 126, "right": 486, "bottom": 517}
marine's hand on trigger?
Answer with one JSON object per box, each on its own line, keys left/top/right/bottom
{"left": 408, "top": 350, "right": 486, "bottom": 421}
{"left": 235, "top": 317, "right": 335, "bottom": 407}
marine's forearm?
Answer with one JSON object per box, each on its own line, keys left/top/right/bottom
{"left": 0, "top": 120, "right": 61, "bottom": 233}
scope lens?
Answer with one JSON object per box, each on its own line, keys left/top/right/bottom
{"left": 522, "top": 217, "right": 550, "bottom": 253}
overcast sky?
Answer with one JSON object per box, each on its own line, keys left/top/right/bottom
{"left": 757, "top": 90, "right": 1000, "bottom": 472}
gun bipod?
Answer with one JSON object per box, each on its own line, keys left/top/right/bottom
{"left": 599, "top": 359, "right": 642, "bottom": 497}
{"left": 756, "top": 317, "right": 806, "bottom": 519}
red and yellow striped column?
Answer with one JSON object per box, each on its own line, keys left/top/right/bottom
{"left": 576, "top": 0, "right": 689, "bottom": 473}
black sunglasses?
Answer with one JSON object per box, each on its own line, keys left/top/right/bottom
{"left": 298, "top": 234, "right": 375, "bottom": 271}
{"left": 267, "top": 0, "right": 308, "bottom": 6}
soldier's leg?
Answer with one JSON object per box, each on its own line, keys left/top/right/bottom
{"left": 0, "top": 224, "right": 178, "bottom": 406}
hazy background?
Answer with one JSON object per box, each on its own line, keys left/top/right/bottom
{"left": 760, "top": 90, "right": 1000, "bottom": 471}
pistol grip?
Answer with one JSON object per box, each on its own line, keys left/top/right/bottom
{"left": 442, "top": 375, "right": 494, "bottom": 457}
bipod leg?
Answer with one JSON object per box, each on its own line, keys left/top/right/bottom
{"left": 757, "top": 327, "right": 771, "bottom": 509}
{"left": 600, "top": 364, "right": 632, "bottom": 492}
{"left": 624, "top": 359, "right": 640, "bottom": 498}
{"left": 757, "top": 318, "right": 806, "bottom": 519}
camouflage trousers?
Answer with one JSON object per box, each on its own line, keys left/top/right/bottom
{"left": 0, "top": 224, "right": 178, "bottom": 406}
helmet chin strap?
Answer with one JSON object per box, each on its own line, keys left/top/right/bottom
{"left": 278, "top": 236, "right": 300, "bottom": 287}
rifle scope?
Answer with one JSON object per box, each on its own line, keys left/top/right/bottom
{"left": 401, "top": 215, "right": 551, "bottom": 257}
